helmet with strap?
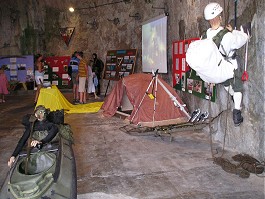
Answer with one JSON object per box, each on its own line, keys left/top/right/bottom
{"left": 204, "top": 2, "right": 223, "bottom": 20}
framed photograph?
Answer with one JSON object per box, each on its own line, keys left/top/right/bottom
{"left": 181, "top": 72, "right": 186, "bottom": 90}
{"left": 127, "top": 64, "right": 132, "bottom": 70}
{"left": 62, "top": 80, "right": 68, "bottom": 85}
{"left": 62, "top": 74, "right": 69, "bottom": 79}
{"left": 52, "top": 80, "right": 58, "bottom": 85}
{"left": 110, "top": 71, "right": 116, "bottom": 77}
{"left": 187, "top": 78, "right": 193, "bottom": 91}
{"left": 121, "top": 65, "right": 127, "bottom": 72}
{"left": 193, "top": 80, "right": 202, "bottom": 93}
{"left": 52, "top": 67, "right": 59, "bottom": 72}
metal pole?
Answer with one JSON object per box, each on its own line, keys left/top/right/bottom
{"left": 130, "top": 76, "right": 156, "bottom": 123}
{"left": 152, "top": 75, "right": 158, "bottom": 127}
{"left": 157, "top": 78, "right": 190, "bottom": 118}
{"left": 234, "top": 0, "right": 237, "bottom": 29}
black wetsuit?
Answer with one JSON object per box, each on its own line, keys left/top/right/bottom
{"left": 12, "top": 119, "right": 58, "bottom": 157}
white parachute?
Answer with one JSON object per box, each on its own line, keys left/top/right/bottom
{"left": 186, "top": 38, "right": 235, "bottom": 84}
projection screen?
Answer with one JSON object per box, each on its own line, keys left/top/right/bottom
{"left": 142, "top": 14, "right": 168, "bottom": 73}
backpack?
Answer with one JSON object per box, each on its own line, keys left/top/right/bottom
{"left": 186, "top": 29, "right": 235, "bottom": 84}
{"left": 201, "top": 28, "right": 230, "bottom": 48}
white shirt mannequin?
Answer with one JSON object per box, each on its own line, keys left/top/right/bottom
{"left": 206, "top": 26, "right": 248, "bottom": 69}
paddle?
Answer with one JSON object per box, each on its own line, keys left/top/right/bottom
{"left": 25, "top": 115, "right": 37, "bottom": 175}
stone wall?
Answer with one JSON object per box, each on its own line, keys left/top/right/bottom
{"left": 0, "top": 0, "right": 264, "bottom": 159}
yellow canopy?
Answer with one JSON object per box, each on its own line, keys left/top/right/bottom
{"left": 36, "top": 86, "right": 103, "bottom": 113}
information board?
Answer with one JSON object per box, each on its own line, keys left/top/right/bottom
{"left": 0, "top": 55, "right": 34, "bottom": 83}
{"left": 0, "top": 55, "right": 34, "bottom": 90}
{"left": 103, "top": 49, "right": 137, "bottom": 81}
{"left": 172, "top": 38, "right": 216, "bottom": 102}
{"left": 45, "top": 56, "right": 71, "bottom": 89}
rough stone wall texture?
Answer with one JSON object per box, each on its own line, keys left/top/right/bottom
{"left": 0, "top": 0, "right": 264, "bottom": 159}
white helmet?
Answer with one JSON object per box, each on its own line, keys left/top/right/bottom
{"left": 204, "top": 2, "right": 223, "bottom": 20}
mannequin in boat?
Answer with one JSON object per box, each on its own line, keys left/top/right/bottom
{"left": 7, "top": 105, "right": 58, "bottom": 168}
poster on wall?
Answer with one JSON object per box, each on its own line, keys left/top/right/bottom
{"left": 103, "top": 49, "right": 137, "bottom": 81}
{"left": 0, "top": 55, "right": 34, "bottom": 89}
{"left": 45, "top": 56, "right": 71, "bottom": 89}
{"left": 172, "top": 38, "right": 217, "bottom": 102}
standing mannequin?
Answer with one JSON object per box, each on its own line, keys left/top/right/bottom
{"left": 92, "top": 53, "right": 104, "bottom": 96}
{"left": 204, "top": 2, "right": 248, "bottom": 126}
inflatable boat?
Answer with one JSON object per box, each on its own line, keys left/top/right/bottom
{"left": 0, "top": 124, "right": 77, "bottom": 199}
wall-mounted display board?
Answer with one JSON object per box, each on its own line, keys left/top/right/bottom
{"left": 0, "top": 55, "right": 34, "bottom": 82}
{"left": 0, "top": 55, "right": 34, "bottom": 89}
{"left": 103, "top": 49, "right": 137, "bottom": 81}
{"left": 172, "top": 38, "right": 216, "bottom": 102}
{"left": 45, "top": 56, "right": 71, "bottom": 89}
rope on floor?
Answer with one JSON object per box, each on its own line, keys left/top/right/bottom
{"left": 208, "top": 88, "right": 265, "bottom": 178}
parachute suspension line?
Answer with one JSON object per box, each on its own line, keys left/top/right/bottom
{"left": 208, "top": 85, "right": 247, "bottom": 178}
{"left": 208, "top": 83, "right": 231, "bottom": 159}
{"left": 208, "top": 84, "right": 261, "bottom": 178}
{"left": 221, "top": 85, "right": 231, "bottom": 157}
{"left": 208, "top": 85, "right": 218, "bottom": 158}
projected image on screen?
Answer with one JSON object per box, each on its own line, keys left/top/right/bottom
{"left": 142, "top": 15, "right": 167, "bottom": 73}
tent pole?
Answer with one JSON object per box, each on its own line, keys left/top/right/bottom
{"left": 131, "top": 70, "right": 190, "bottom": 125}
{"left": 104, "top": 80, "right": 111, "bottom": 97}
{"left": 130, "top": 75, "right": 156, "bottom": 124}
{"left": 152, "top": 74, "right": 159, "bottom": 127}
{"left": 157, "top": 78, "right": 190, "bottom": 119}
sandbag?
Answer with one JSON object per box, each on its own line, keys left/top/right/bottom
{"left": 186, "top": 39, "right": 235, "bottom": 83}
{"left": 58, "top": 124, "right": 74, "bottom": 144}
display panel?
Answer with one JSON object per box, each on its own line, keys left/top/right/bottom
{"left": 0, "top": 55, "right": 34, "bottom": 83}
{"left": 45, "top": 56, "right": 71, "bottom": 89}
{"left": 103, "top": 49, "right": 137, "bottom": 81}
{"left": 172, "top": 38, "right": 217, "bottom": 102}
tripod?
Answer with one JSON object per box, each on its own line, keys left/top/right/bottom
{"left": 130, "top": 70, "right": 191, "bottom": 126}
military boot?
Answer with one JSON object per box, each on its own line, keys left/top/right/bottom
{"left": 197, "top": 111, "right": 209, "bottom": 122}
{"left": 189, "top": 109, "right": 200, "bottom": 123}
{"left": 233, "top": 109, "right": 243, "bottom": 126}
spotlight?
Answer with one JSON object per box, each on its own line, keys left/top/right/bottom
{"left": 69, "top": 7, "right": 75, "bottom": 12}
